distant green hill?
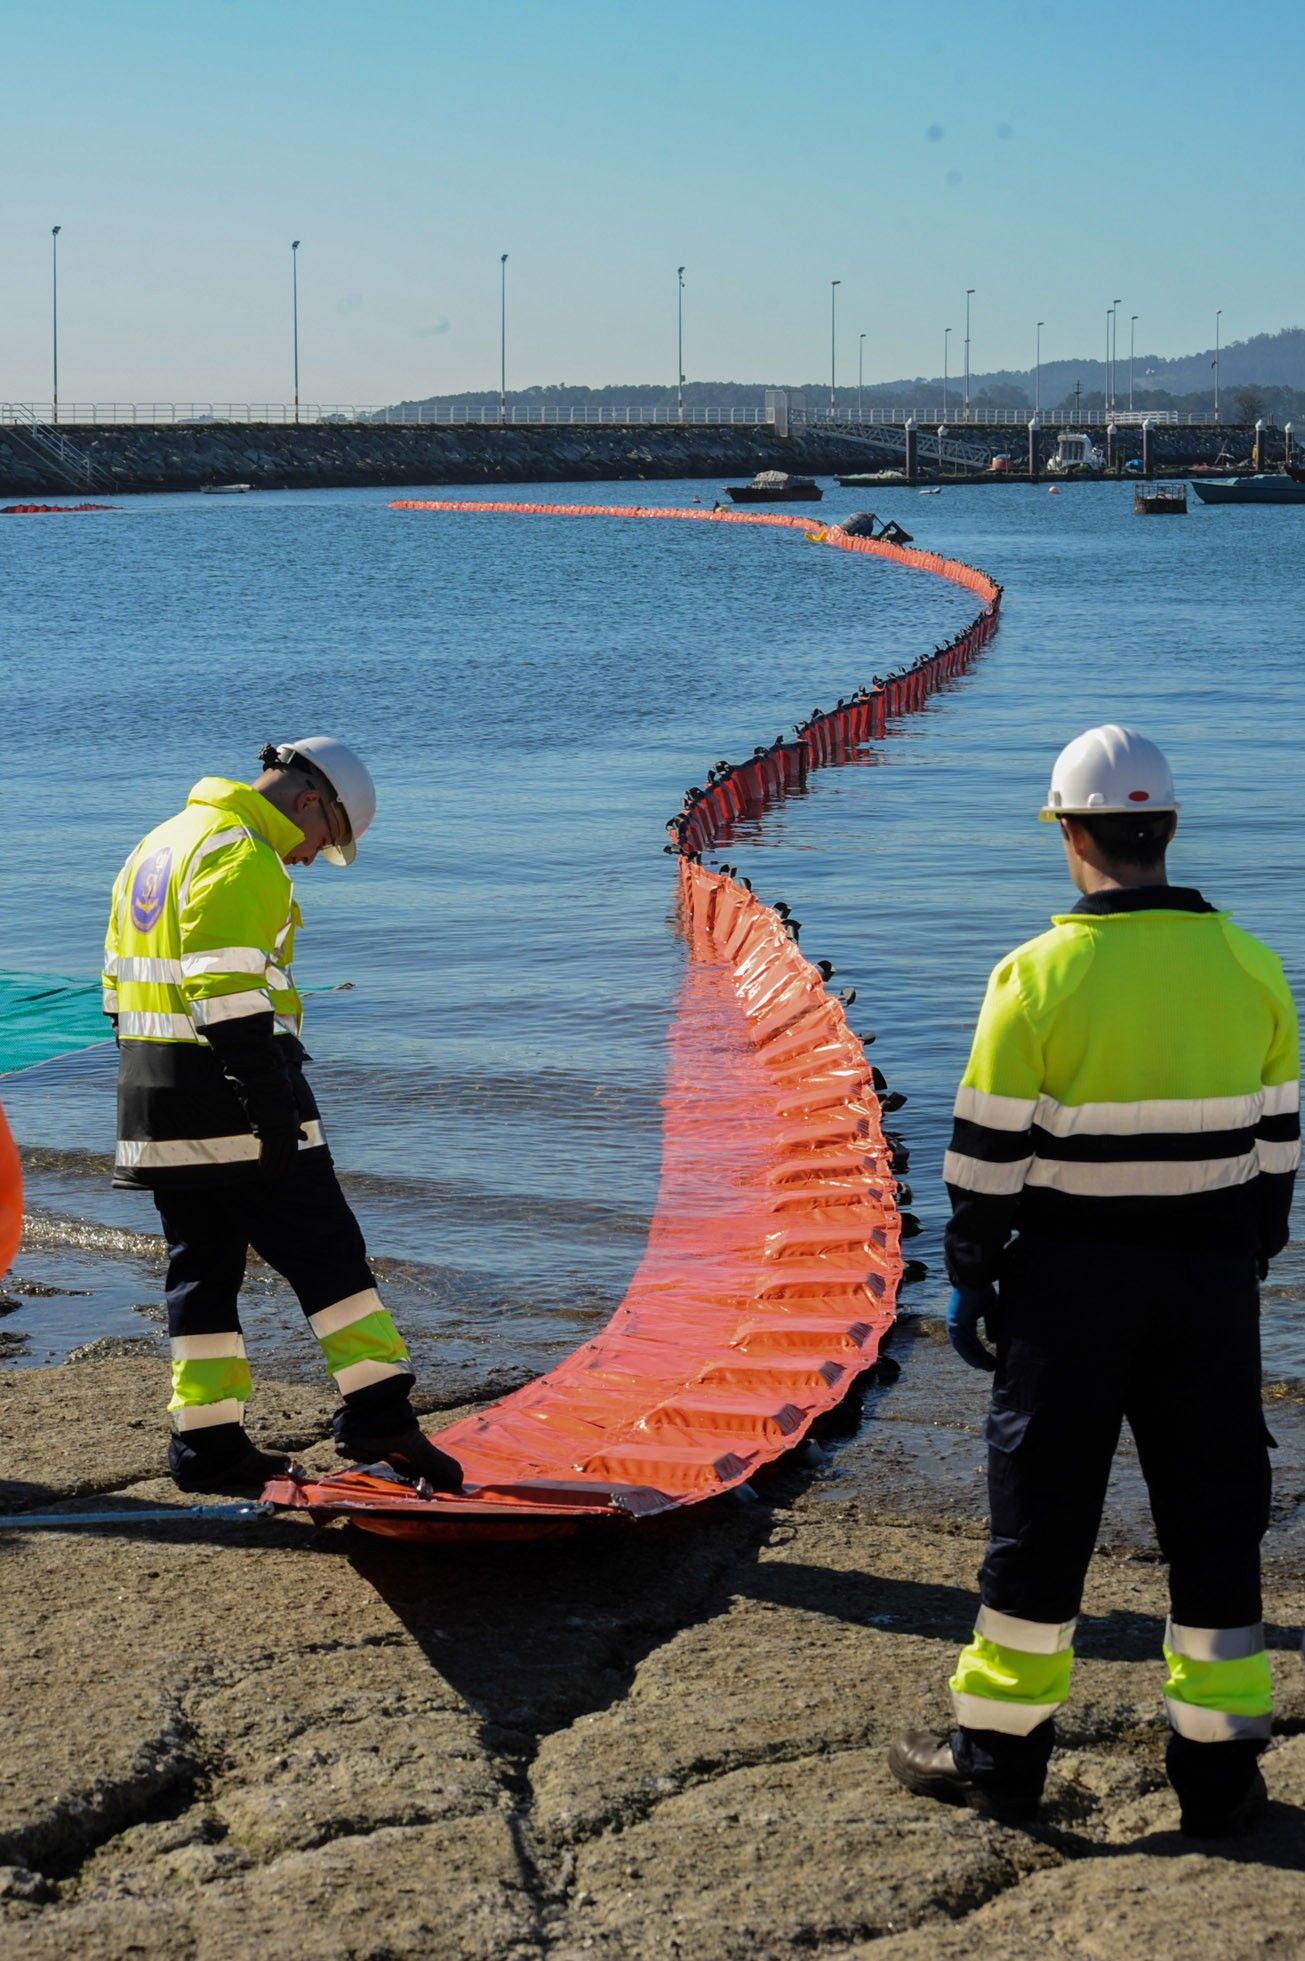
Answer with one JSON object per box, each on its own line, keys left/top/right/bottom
{"left": 390, "top": 327, "right": 1305, "bottom": 419}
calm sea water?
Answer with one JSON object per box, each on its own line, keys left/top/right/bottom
{"left": 3, "top": 479, "right": 1303, "bottom": 1386}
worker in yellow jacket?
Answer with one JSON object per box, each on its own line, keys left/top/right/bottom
{"left": 103, "top": 737, "right": 461, "bottom": 1496}
{"left": 890, "top": 726, "right": 1298, "bottom": 1838}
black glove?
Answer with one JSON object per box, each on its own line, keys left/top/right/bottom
{"left": 207, "top": 1021, "right": 305, "bottom": 1175}
{"left": 256, "top": 1122, "right": 306, "bottom": 1180}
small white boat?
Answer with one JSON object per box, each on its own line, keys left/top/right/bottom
{"left": 1046, "top": 432, "right": 1103, "bottom": 476}
{"left": 200, "top": 483, "right": 254, "bottom": 495}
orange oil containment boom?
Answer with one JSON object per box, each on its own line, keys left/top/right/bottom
{"left": 263, "top": 504, "right": 1001, "bottom": 1540}
{"left": 0, "top": 1101, "right": 22, "bottom": 1281}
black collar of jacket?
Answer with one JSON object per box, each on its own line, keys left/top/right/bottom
{"left": 1070, "top": 885, "right": 1216, "bottom": 917}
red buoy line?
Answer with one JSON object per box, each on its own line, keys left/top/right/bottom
{"left": 264, "top": 501, "right": 1001, "bottom": 1540}
{"left": 1, "top": 502, "right": 116, "bottom": 515}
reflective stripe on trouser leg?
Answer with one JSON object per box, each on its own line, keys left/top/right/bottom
{"left": 1162, "top": 1618, "right": 1273, "bottom": 1742}
{"left": 950, "top": 1606, "right": 1077, "bottom": 1735}
{"left": 308, "top": 1288, "right": 410, "bottom": 1398}
{"left": 168, "top": 1332, "right": 252, "bottom": 1431}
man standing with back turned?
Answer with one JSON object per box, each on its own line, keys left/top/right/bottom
{"left": 103, "top": 738, "right": 462, "bottom": 1496}
{"left": 890, "top": 725, "right": 1298, "bottom": 1837}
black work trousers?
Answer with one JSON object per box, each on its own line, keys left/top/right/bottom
{"left": 954, "top": 1231, "right": 1271, "bottom": 1808}
{"left": 979, "top": 1232, "right": 1269, "bottom": 1631}
{"left": 154, "top": 1153, "right": 415, "bottom": 1455}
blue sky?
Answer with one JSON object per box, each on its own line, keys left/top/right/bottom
{"left": 2, "top": 0, "right": 1301, "bottom": 405}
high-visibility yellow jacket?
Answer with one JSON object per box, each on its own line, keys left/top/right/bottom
{"left": 944, "top": 887, "right": 1300, "bottom": 1286}
{"left": 103, "top": 778, "right": 324, "bottom": 1189}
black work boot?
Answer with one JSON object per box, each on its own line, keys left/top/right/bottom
{"left": 168, "top": 1430, "right": 294, "bottom": 1495}
{"left": 333, "top": 1403, "right": 463, "bottom": 1492}
{"left": 1169, "top": 1735, "right": 1269, "bottom": 1838}
{"left": 889, "top": 1730, "right": 1044, "bottom": 1824}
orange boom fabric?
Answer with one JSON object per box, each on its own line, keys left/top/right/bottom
{"left": 0, "top": 1101, "right": 22, "bottom": 1281}
{"left": 264, "top": 503, "right": 1001, "bottom": 1540}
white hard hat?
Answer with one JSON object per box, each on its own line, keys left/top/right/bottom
{"left": 1039, "top": 724, "right": 1178, "bottom": 823}
{"left": 275, "top": 736, "right": 376, "bottom": 865}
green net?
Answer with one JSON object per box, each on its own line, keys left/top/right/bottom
{"left": 0, "top": 973, "right": 111, "bottom": 1075}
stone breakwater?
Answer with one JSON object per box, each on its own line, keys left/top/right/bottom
{"left": 0, "top": 423, "right": 898, "bottom": 497}
{"left": 0, "top": 419, "right": 1269, "bottom": 497}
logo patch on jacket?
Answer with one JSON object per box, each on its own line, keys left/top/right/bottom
{"left": 130, "top": 847, "right": 173, "bottom": 932}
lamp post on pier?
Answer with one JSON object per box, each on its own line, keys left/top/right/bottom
{"left": 858, "top": 331, "right": 866, "bottom": 421}
{"left": 829, "top": 279, "right": 841, "bottom": 419}
{"left": 291, "top": 240, "right": 301, "bottom": 423}
{"left": 943, "top": 326, "right": 951, "bottom": 420}
{"left": 1129, "top": 314, "right": 1138, "bottom": 412}
{"left": 1214, "top": 308, "right": 1222, "bottom": 424}
{"left": 1035, "top": 320, "right": 1044, "bottom": 415}
{"left": 676, "top": 265, "right": 685, "bottom": 423}
{"left": 1111, "top": 299, "right": 1121, "bottom": 411}
{"left": 498, "top": 254, "right": 509, "bottom": 424}
{"left": 963, "top": 288, "right": 974, "bottom": 417}
{"left": 51, "top": 225, "right": 62, "bottom": 424}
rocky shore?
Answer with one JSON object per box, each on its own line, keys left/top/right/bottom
{"left": 0, "top": 420, "right": 1268, "bottom": 498}
{"left": 2, "top": 1337, "right": 1302, "bottom": 1959}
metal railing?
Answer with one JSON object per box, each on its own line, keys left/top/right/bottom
{"left": 2, "top": 402, "right": 778, "bottom": 428}
{"left": 0, "top": 403, "right": 111, "bottom": 489}
{"left": 1, "top": 401, "right": 1234, "bottom": 431}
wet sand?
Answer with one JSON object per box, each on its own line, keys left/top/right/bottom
{"left": 2, "top": 1332, "right": 1303, "bottom": 1959}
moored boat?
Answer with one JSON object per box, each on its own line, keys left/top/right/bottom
{"left": 1189, "top": 475, "right": 1305, "bottom": 505}
{"left": 726, "top": 471, "right": 822, "bottom": 504}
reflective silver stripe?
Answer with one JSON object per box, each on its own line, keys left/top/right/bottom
{"left": 1025, "top": 1151, "right": 1259, "bottom": 1198}
{"left": 180, "top": 947, "right": 269, "bottom": 976}
{"left": 171, "top": 1397, "right": 245, "bottom": 1433}
{"left": 118, "top": 955, "right": 185, "bottom": 984}
{"left": 102, "top": 951, "right": 119, "bottom": 979}
{"left": 117, "top": 1011, "right": 200, "bottom": 1042}
{"left": 1164, "top": 1700, "right": 1273, "bottom": 1743}
{"left": 190, "top": 990, "right": 274, "bottom": 1028}
{"left": 1263, "top": 1080, "right": 1300, "bottom": 1117}
{"left": 177, "top": 826, "right": 254, "bottom": 914}
{"left": 1258, "top": 1137, "right": 1300, "bottom": 1175}
{"left": 950, "top": 1691, "right": 1059, "bottom": 1736}
{"left": 1165, "top": 1618, "right": 1265, "bottom": 1663}
{"left": 976, "top": 1606, "right": 1077, "bottom": 1655}
{"left": 334, "top": 1358, "right": 407, "bottom": 1397}
{"left": 1035, "top": 1091, "right": 1269, "bottom": 1137}
{"left": 267, "top": 965, "right": 292, "bottom": 990}
{"left": 953, "top": 1087, "right": 1036, "bottom": 1132}
{"left": 309, "top": 1288, "right": 386, "bottom": 1340}
{"left": 170, "top": 1333, "right": 248, "bottom": 1363}
{"left": 275, "top": 1012, "right": 300, "bottom": 1036}
{"left": 102, "top": 988, "right": 119, "bottom": 1014}
{"left": 943, "top": 1150, "right": 1032, "bottom": 1195}
{"left": 116, "top": 1119, "right": 324, "bottom": 1170}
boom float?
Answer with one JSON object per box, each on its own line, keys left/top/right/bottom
{"left": 264, "top": 502, "right": 1002, "bottom": 1541}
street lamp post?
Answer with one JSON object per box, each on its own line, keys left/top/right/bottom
{"left": 499, "top": 254, "right": 509, "bottom": 424}
{"left": 1035, "top": 320, "right": 1044, "bottom": 415}
{"left": 858, "top": 332, "right": 866, "bottom": 421}
{"left": 1213, "top": 309, "right": 1222, "bottom": 421}
{"left": 829, "top": 279, "right": 841, "bottom": 419}
{"left": 963, "top": 288, "right": 974, "bottom": 417}
{"left": 1129, "top": 314, "right": 1138, "bottom": 412}
{"left": 943, "top": 326, "right": 951, "bottom": 420}
{"left": 291, "top": 240, "right": 301, "bottom": 423}
{"left": 676, "top": 265, "right": 685, "bottom": 424}
{"left": 51, "top": 225, "right": 62, "bottom": 424}
{"left": 1104, "top": 306, "right": 1112, "bottom": 414}
{"left": 1111, "top": 299, "right": 1121, "bottom": 411}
